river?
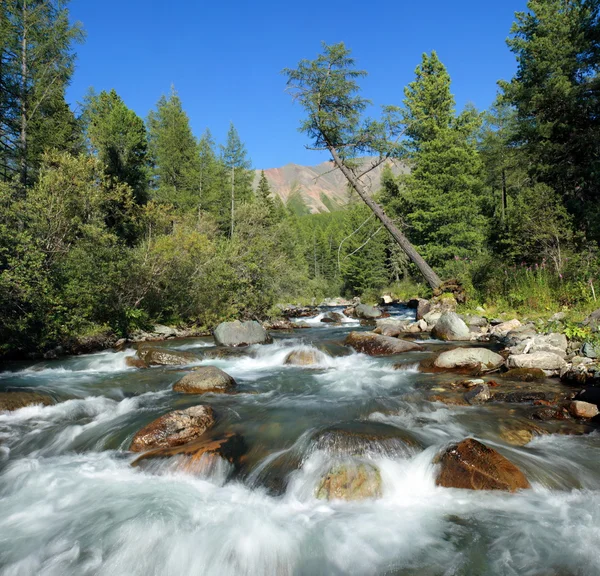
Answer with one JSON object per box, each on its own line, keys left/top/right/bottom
{"left": 1, "top": 306, "right": 599, "bottom": 575}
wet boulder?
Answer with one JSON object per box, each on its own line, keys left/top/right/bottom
{"left": 464, "top": 383, "right": 491, "bottom": 405}
{"left": 125, "top": 356, "right": 148, "bottom": 369}
{"left": 213, "top": 320, "right": 272, "bottom": 347}
{"left": 435, "top": 438, "right": 530, "bottom": 492}
{"left": 500, "top": 368, "right": 547, "bottom": 382}
{"left": 416, "top": 299, "right": 431, "bottom": 321}
{"left": 354, "top": 303, "right": 383, "bottom": 319}
{"left": 132, "top": 432, "right": 247, "bottom": 474}
{"left": 344, "top": 332, "right": 423, "bottom": 356}
{"left": 431, "top": 312, "right": 470, "bottom": 341}
{"left": 374, "top": 318, "right": 410, "bottom": 337}
{"left": 569, "top": 400, "right": 599, "bottom": 419}
{"left": 0, "top": 391, "right": 55, "bottom": 412}
{"left": 320, "top": 311, "right": 344, "bottom": 323}
{"left": 137, "top": 347, "right": 197, "bottom": 366}
{"left": 434, "top": 348, "right": 504, "bottom": 372}
{"left": 506, "top": 352, "right": 567, "bottom": 372}
{"left": 315, "top": 462, "right": 382, "bottom": 501}
{"left": 173, "top": 366, "right": 236, "bottom": 394}
{"left": 284, "top": 348, "right": 327, "bottom": 366}
{"left": 130, "top": 405, "right": 215, "bottom": 452}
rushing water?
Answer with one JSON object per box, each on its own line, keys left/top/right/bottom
{"left": 1, "top": 306, "right": 600, "bottom": 575}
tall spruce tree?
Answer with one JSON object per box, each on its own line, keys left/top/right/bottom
{"left": 501, "top": 0, "right": 600, "bottom": 241}
{"left": 220, "top": 122, "right": 252, "bottom": 237}
{"left": 83, "top": 89, "right": 148, "bottom": 204}
{"left": 0, "top": 0, "right": 83, "bottom": 187}
{"left": 147, "top": 86, "right": 200, "bottom": 210}
{"left": 398, "top": 52, "right": 487, "bottom": 268}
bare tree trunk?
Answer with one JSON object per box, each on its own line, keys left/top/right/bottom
{"left": 328, "top": 146, "right": 442, "bottom": 290}
{"left": 230, "top": 165, "right": 234, "bottom": 238}
{"left": 19, "top": 0, "right": 27, "bottom": 188}
{"left": 501, "top": 168, "right": 507, "bottom": 226}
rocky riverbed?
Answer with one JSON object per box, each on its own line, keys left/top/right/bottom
{"left": 1, "top": 302, "right": 600, "bottom": 575}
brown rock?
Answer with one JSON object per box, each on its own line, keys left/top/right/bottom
{"left": 435, "top": 438, "right": 530, "bottom": 492}
{"left": 284, "top": 348, "right": 326, "bottom": 366}
{"left": 137, "top": 346, "right": 197, "bottom": 366}
{"left": 315, "top": 462, "right": 382, "bottom": 501}
{"left": 129, "top": 405, "right": 215, "bottom": 452}
{"left": 0, "top": 391, "right": 55, "bottom": 412}
{"left": 132, "top": 432, "right": 247, "bottom": 473}
{"left": 344, "top": 331, "right": 423, "bottom": 356}
{"left": 568, "top": 400, "right": 599, "bottom": 419}
{"left": 501, "top": 368, "right": 547, "bottom": 382}
{"left": 173, "top": 366, "right": 236, "bottom": 394}
{"left": 125, "top": 356, "right": 148, "bottom": 369}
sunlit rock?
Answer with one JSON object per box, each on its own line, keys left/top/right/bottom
{"left": 173, "top": 366, "right": 236, "bottom": 394}
{"left": 130, "top": 405, "right": 215, "bottom": 452}
{"left": 0, "top": 391, "right": 55, "bottom": 412}
{"left": 315, "top": 462, "right": 382, "bottom": 501}
{"left": 344, "top": 332, "right": 423, "bottom": 356}
{"left": 137, "top": 346, "right": 197, "bottom": 366}
{"left": 213, "top": 320, "right": 272, "bottom": 347}
{"left": 435, "top": 438, "right": 530, "bottom": 492}
{"left": 431, "top": 313, "right": 470, "bottom": 341}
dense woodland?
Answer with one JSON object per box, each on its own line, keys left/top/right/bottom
{"left": 1, "top": 0, "right": 599, "bottom": 355}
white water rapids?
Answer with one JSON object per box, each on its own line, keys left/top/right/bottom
{"left": 1, "top": 307, "right": 600, "bottom": 575}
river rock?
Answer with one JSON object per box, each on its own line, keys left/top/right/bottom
{"left": 137, "top": 347, "right": 197, "bottom": 366}
{"left": 375, "top": 318, "right": 410, "bottom": 337}
{"left": 431, "top": 312, "right": 471, "bottom": 341}
{"left": 315, "top": 462, "right": 382, "bottom": 501}
{"left": 461, "top": 315, "right": 488, "bottom": 328}
{"left": 320, "top": 311, "right": 343, "bottom": 323}
{"left": 0, "top": 391, "right": 55, "bottom": 412}
{"left": 416, "top": 299, "right": 431, "bottom": 320}
{"left": 581, "top": 342, "right": 599, "bottom": 359}
{"left": 490, "top": 319, "right": 522, "bottom": 337}
{"left": 435, "top": 438, "right": 530, "bottom": 492}
{"left": 434, "top": 348, "right": 504, "bottom": 372}
{"left": 354, "top": 303, "right": 383, "bottom": 319}
{"left": 506, "top": 352, "right": 567, "bottom": 372}
{"left": 464, "top": 383, "right": 491, "bottom": 404}
{"left": 568, "top": 400, "right": 599, "bottom": 419}
{"left": 583, "top": 309, "right": 600, "bottom": 331}
{"left": 130, "top": 405, "right": 215, "bottom": 452}
{"left": 213, "top": 320, "right": 272, "bottom": 347}
{"left": 125, "top": 356, "right": 148, "bottom": 368}
{"left": 500, "top": 368, "right": 546, "bottom": 381}
{"left": 344, "top": 332, "right": 423, "bottom": 356}
{"left": 132, "top": 432, "right": 247, "bottom": 473}
{"left": 173, "top": 366, "right": 236, "bottom": 394}
{"left": 284, "top": 348, "right": 326, "bottom": 366}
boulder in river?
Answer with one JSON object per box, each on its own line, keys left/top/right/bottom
{"left": 500, "top": 368, "right": 547, "bottom": 382}
{"left": 489, "top": 319, "right": 522, "bottom": 337}
{"left": 431, "top": 312, "right": 470, "bottom": 341}
{"left": 132, "top": 432, "right": 247, "bottom": 474}
{"left": 506, "top": 352, "right": 567, "bottom": 372}
{"left": 416, "top": 299, "right": 431, "bottom": 321}
{"left": 320, "top": 311, "right": 344, "bottom": 323}
{"left": 344, "top": 331, "right": 423, "bottom": 356}
{"left": 354, "top": 303, "right": 383, "bottom": 319}
{"left": 130, "top": 405, "right": 215, "bottom": 452}
{"left": 173, "top": 366, "right": 236, "bottom": 394}
{"left": 434, "top": 348, "right": 504, "bottom": 372}
{"left": 284, "top": 348, "right": 327, "bottom": 366}
{"left": 435, "top": 438, "right": 530, "bottom": 492}
{"left": 315, "top": 462, "right": 382, "bottom": 501}
{"left": 0, "top": 391, "right": 55, "bottom": 412}
{"left": 213, "top": 320, "right": 272, "bottom": 347}
{"left": 137, "top": 347, "right": 197, "bottom": 366}
{"left": 568, "top": 400, "right": 599, "bottom": 419}
{"left": 464, "top": 383, "right": 491, "bottom": 405}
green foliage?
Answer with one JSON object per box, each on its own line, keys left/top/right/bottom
{"left": 147, "top": 87, "right": 201, "bottom": 211}
{"left": 83, "top": 88, "right": 149, "bottom": 205}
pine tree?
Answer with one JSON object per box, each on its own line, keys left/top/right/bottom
{"left": 147, "top": 86, "right": 200, "bottom": 210}
{"left": 220, "top": 122, "right": 252, "bottom": 236}
{"left": 501, "top": 0, "right": 600, "bottom": 241}
{"left": 400, "top": 52, "right": 487, "bottom": 268}
{"left": 83, "top": 89, "right": 148, "bottom": 204}
{"left": 197, "top": 128, "right": 219, "bottom": 214}
{"left": 0, "top": 0, "right": 83, "bottom": 187}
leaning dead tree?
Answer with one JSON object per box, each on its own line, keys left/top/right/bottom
{"left": 284, "top": 42, "right": 442, "bottom": 290}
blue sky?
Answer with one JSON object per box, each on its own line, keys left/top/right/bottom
{"left": 67, "top": 0, "right": 528, "bottom": 169}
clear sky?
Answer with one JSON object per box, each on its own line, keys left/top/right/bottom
{"left": 66, "top": 0, "right": 528, "bottom": 170}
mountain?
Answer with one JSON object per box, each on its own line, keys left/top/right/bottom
{"left": 254, "top": 158, "right": 409, "bottom": 215}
